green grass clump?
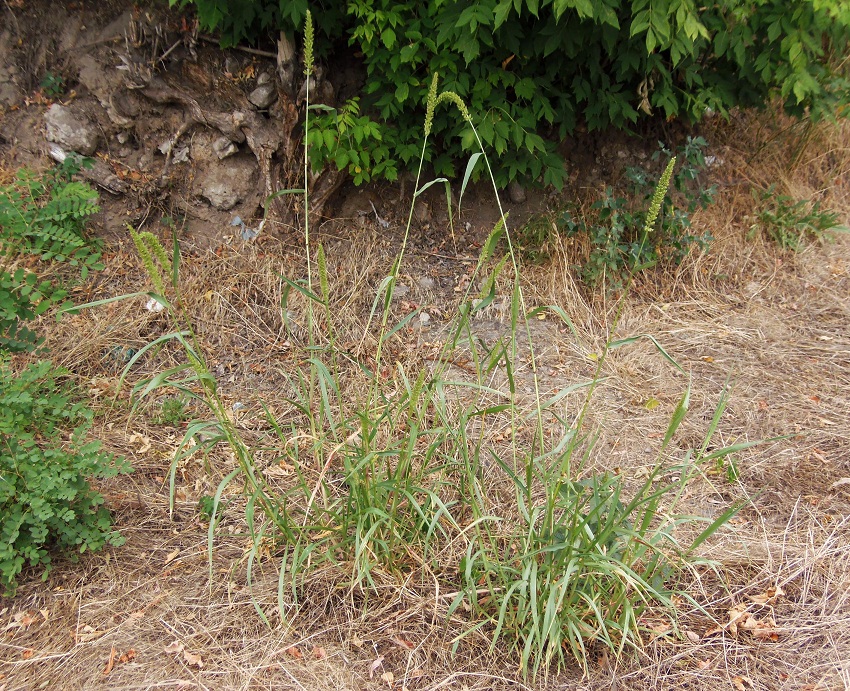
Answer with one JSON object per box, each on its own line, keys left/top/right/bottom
{"left": 72, "top": 14, "right": 752, "bottom": 677}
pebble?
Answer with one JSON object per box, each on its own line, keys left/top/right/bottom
{"left": 508, "top": 181, "right": 526, "bottom": 204}
{"left": 248, "top": 83, "right": 277, "bottom": 109}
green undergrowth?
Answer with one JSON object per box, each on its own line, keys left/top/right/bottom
{"left": 0, "top": 158, "right": 129, "bottom": 597}
{"left": 175, "top": 0, "right": 850, "bottom": 189}
{"left": 0, "top": 358, "right": 132, "bottom": 595}
{"left": 0, "top": 156, "right": 102, "bottom": 352}
{"left": 558, "top": 136, "right": 715, "bottom": 289}
{"left": 73, "top": 13, "right": 759, "bottom": 677}
{"left": 750, "top": 185, "right": 848, "bottom": 250}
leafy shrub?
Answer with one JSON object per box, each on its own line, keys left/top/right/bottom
{"left": 0, "top": 157, "right": 102, "bottom": 352}
{"left": 306, "top": 98, "right": 398, "bottom": 184}
{"left": 559, "top": 136, "right": 715, "bottom": 287}
{"left": 170, "top": 0, "right": 346, "bottom": 48}
{"left": 750, "top": 186, "right": 847, "bottom": 250}
{"left": 0, "top": 358, "right": 132, "bottom": 595}
{"left": 175, "top": 0, "right": 850, "bottom": 188}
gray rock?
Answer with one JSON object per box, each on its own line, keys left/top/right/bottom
{"left": 198, "top": 155, "right": 257, "bottom": 211}
{"left": 44, "top": 104, "right": 100, "bottom": 155}
{"left": 248, "top": 83, "right": 277, "bottom": 109}
{"left": 212, "top": 136, "right": 239, "bottom": 160}
{"left": 417, "top": 276, "right": 436, "bottom": 290}
{"left": 256, "top": 71, "right": 273, "bottom": 86}
{"left": 77, "top": 54, "right": 135, "bottom": 126}
{"left": 508, "top": 181, "right": 527, "bottom": 204}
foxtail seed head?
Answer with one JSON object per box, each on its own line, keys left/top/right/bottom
{"left": 129, "top": 225, "right": 170, "bottom": 295}
{"left": 424, "top": 73, "right": 439, "bottom": 137}
{"left": 436, "top": 91, "right": 472, "bottom": 124}
{"left": 303, "top": 11, "right": 314, "bottom": 77}
{"left": 643, "top": 156, "right": 676, "bottom": 236}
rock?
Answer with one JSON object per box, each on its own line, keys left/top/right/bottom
{"left": 197, "top": 155, "right": 258, "bottom": 211}
{"left": 417, "top": 276, "right": 436, "bottom": 290}
{"left": 77, "top": 54, "right": 136, "bottom": 127}
{"left": 248, "top": 83, "right": 277, "bottom": 109}
{"left": 44, "top": 104, "right": 101, "bottom": 155}
{"left": 419, "top": 311, "right": 431, "bottom": 326}
{"left": 508, "top": 181, "right": 527, "bottom": 204}
{"left": 256, "top": 71, "right": 273, "bottom": 86}
{"left": 393, "top": 284, "right": 410, "bottom": 297}
{"left": 212, "top": 136, "right": 239, "bottom": 160}
{"left": 413, "top": 199, "right": 431, "bottom": 227}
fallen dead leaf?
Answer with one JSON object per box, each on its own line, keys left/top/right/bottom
{"left": 727, "top": 603, "right": 749, "bottom": 636}
{"left": 369, "top": 656, "right": 385, "bottom": 679}
{"left": 128, "top": 432, "right": 152, "bottom": 453}
{"left": 164, "top": 640, "right": 184, "bottom": 655}
{"left": 830, "top": 477, "right": 850, "bottom": 490}
{"left": 312, "top": 646, "right": 327, "bottom": 660}
{"left": 183, "top": 650, "right": 203, "bottom": 668}
{"left": 393, "top": 636, "right": 415, "bottom": 650}
{"left": 696, "top": 659, "right": 711, "bottom": 669}
{"left": 74, "top": 624, "right": 105, "bottom": 642}
{"left": 119, "top": 649, "right": 136, "bottom": 663}
{"left": 380, "top": 671, "right": 395, "bottom": 685}
{"left": 285, "top": 646, "right": 302, "bottom": 659}
{"left": 731, "top": 675, "right": 754, "bottom": 690}
{"left": 163, "top": 548, "right": 180, "bottom": 565}
{"left": 685, "top": 630, "right": 701, "bottom": 643}
{"left": 11, "top": 611, "right": 36, "bottom": 629}
{"left": 102, "top": 646, "right": 117, "bottom": 676}
{"left": 747, "top": 586, "right": 784, "bottom": 605}
{"left": 21, "top": 649, "right": 34, "bottom": 660}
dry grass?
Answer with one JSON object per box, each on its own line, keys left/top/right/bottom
{"left": 2, "top": 112, "right": 850, "bottom": 691}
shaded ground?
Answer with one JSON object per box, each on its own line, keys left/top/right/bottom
{"left": 1, "top": 2, "right": 850, "bottom": 691}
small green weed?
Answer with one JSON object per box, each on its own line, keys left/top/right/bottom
{"left": 751, "top": 186, "right": 847, "bottom": 250}
{"left": 153, "top": 395, "right": 191, "bottom": 426}
{"left": 306, "top": 97, "right": 398, "bottom": 185}
{"left": 513, "top": 213, "right": 556, "bottom": 264}
{"left": 711, "top": 455, "right": 740, "bottom": 483}
{"left": 0, "top": 156, "right": 102, "bottom": 352}
{"left": 560, "top": 137, "right": 715, "bottom": 289}
{"left": 0, "top": 358, "right": 132, "bottom": 595}
{"left": 39, "top": 72, "right": 65, "bottom": 97}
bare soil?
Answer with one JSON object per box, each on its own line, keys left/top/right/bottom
{"left": 1, "top": 2, "right": 849, "bottom": 690}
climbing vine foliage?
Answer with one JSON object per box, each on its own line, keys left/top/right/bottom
{"left": 177, "top": 0, "right": 849, "bottom": 187}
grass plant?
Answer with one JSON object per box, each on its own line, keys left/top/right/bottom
{"left": 66, "top": 12, "right": 754, "bottom": 676}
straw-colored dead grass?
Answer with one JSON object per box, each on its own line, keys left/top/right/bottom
{"left": 2, "top": 113, "right": 849, "bottom": 690}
